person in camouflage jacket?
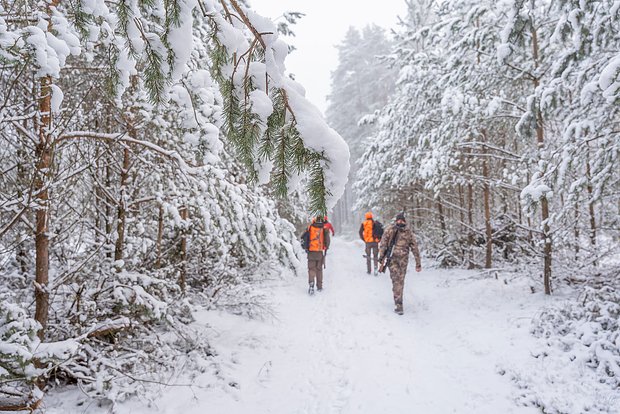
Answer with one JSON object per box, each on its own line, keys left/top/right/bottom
{"left": 378, "top": 213, "right": 422, "bottom": 315}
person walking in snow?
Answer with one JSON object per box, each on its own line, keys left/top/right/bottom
{"left": 304, "top": 216, "right": 331, "bottom": 295}
{"left": 359, "top": 212, "right": 382, "bottom": 275}
{"left": 323, "top": 216, "right": 335, "bottom": 236}
{"left": 378, "top": 213, "right": 421, "bottom": 315}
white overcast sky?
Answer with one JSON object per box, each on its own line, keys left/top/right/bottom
{"left": 249, "top": 1, "right": 406, "bottom": 114}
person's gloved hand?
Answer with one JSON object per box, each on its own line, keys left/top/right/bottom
{"left": 416, "top": 264, "right": 422, "bottom": 272}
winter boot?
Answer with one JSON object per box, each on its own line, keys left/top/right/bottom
{"left": 308, "top": 282, "right": 315, "bottom": 295}
{"left": 394, "top": 301, "right": 403, "bottom": 315}
{"left": 374, "top": 269, "right": 378, "bottom": 276}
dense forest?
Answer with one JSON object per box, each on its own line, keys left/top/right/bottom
{"left": 0, "top": 0, "right": 348, "bottom": 410}
{"left": 327, "top": 1, "right": 619, "bottom": 409}
{"left": 1, "top": 0, "right": 619, "bottom": 412}
{"left": 331, "top": 0, "right": 619, "bottom": 290}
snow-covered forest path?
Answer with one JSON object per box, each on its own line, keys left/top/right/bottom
{"left": 176, "top": 238, "right": 546, "bottom": 413}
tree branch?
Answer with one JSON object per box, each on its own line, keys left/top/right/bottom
{"left": 228, "top": 0, "right": 266, "bottom": 49}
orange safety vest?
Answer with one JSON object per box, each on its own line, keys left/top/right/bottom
{"left": 363, "top": 219, "right": 378, "bottom": 243}
{"left": 308, "top": 225, "right": 325, "bottom": 252}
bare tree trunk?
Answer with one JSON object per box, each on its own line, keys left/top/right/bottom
{"left": 34, "top": 74, "right": 53, "bottom": 340}
{"left": 15, "top": 130, "right": 30, "bottom": 277}
{"left": 483, "top": 162, "right": 493, "bottom": 269}
{"left": 156, "top": 204, "right": 164, "bottom": 269}
{"left": 481, "top": 131, "right": 493, "bottom": 268}
{"left": 436, "top": 197, "right": 446, "bottom": 240}
{"left": 457, "top": 184, "right": 467, "bottom": 266}
{"left": 179, "top": 206, "right": 188, "bottom": 293}
{"left": 458, "top": 184, "right": 466, "bottom": 233}
{"left": 114, "top": 76, "right": 141, "bottom": 265}
{"left": 105, "top": 162, "right": 113, "bottom": 258}
{"left": 33, "top": 5, "right": 60, "bottom": 398}
{"left": 574, "top": 202, "right": 580, "bottom": 259}
{"left": 114, "top": 147, "right": 131, "bottom": 264}
{"left": 585, "top": 149, "right": 597, "bottom": 265}
{"left": 467, "top": 183, "right": 475, "bottom": 269}
{"left": 541, "top": 199, "right": 552, "bottom": 294}
{"left": 531, "top": 10, "right": 552, "bottom": 294}
{"left": 94, "top": 148, "right": 104, "bottom": 246}
{"left": 416, "top": 194, "right": 422, "bottom": 230}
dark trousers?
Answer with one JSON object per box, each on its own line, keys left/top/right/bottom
{"left": 365, "top": 242, "right": 379, "bottom": 273}
{"left": 308, "top": 251, "right": 324, "bottom": 289}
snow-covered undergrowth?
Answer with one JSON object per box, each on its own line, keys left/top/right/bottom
{"left": 534, "top": 285, "right": 620, "bottom": 387}
{"left": 1, "top": 262, "right": 293, "bottom": 409}
{"left": 0, "top": 179, "right": 302, "bottom": 407}
{"left": 503, "top": 271, "right": 620, "bottom": 414}
{"left": 38, "top": 239, "right": 619, "bottom": 414}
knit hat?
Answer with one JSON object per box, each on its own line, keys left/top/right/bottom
{"left": 395, "top": 213, "right": 406, "bottom": 222}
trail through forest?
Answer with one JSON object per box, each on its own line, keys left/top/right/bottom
{"left": 48, "top": 238, "right": 579, "bottom": 413}
{"left": 45, "top": 237, "right": 620, "bottom": 414}
{"left": 201, "top": 238, "right": 545, "bottom": 414}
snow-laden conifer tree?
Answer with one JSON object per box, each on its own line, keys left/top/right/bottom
{"left": 353, "top": 0, "right": 618, "bottom": 283}
{"left": 326, "top": 25, "right": 396, "bottom": 232}
{"left": 0, "top": 0, "right": 348, "bottom": 409}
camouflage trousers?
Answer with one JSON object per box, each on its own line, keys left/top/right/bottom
{"left": 388, "top": 255, "right": 409, "bottom": 307}
{"left": 307, "top": 251, "right": 325, "bottom": 289}
{"left": 365, "top": 242, "right": 379, "bottom": 273}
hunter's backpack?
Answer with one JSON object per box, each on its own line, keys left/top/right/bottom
{"left": 301, "top": 230, "right": 310, "bottom": 251}
{"left": 372, "top": 220, "right": 384, "bottom": 240}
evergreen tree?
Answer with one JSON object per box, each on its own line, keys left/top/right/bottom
{"left": 326, "top": 25, "right": 397, "bottom": 232}
{"left": 0, "top": 0, "right": 347, "bottom": 407}
{"left": 353, "top": 0, "right": 619, "bottom": 290}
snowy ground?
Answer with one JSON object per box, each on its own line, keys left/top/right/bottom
{"left": 46, "top": 238, "right": 620, "bottom": 413}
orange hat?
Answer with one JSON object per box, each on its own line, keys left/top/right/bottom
{"left": 365, "top": 212, "right": 373, "bottom": 219}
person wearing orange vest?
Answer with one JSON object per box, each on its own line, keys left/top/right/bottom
{"left": 306, "top": 216, "right": 331, "bottom": 294}
{"left": 359, "top": 212, "right": 380, "bottom": 275}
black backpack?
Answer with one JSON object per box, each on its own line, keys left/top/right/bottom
{"left": 300, "top": 230, "right": 310, "bottom": 251}
{"left": 372, "top": 220, "right": 384, "bottom": 240}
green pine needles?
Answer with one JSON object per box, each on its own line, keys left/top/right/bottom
{"left": 209, "top": 33, "right": 331, "bottom": 216}
{"left": 52, "top": 1, "right": 335, "bottom": 215}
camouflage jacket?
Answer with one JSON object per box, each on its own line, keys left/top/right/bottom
{"left": 379, "top": 224, "right": 421, "bottom": 267}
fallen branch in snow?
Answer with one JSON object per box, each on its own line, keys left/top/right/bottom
{"left": 0, "top": 396, "right": 42, "bottom": 412}
{"left": 107, "top": 365, "right": 202, "bottom": 388}
{"left": 85, "top": 319, "right": 132, "bottom": 339}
